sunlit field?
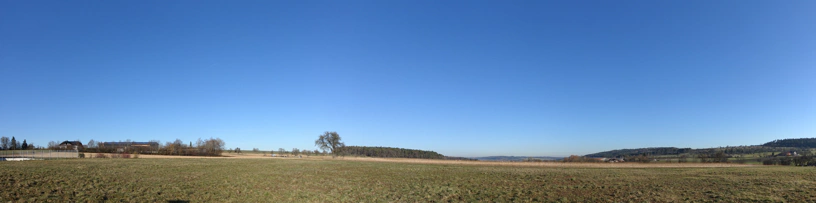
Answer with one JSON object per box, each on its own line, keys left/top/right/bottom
{"left": 2, "top": 158, "right": 815, "bottom": 202}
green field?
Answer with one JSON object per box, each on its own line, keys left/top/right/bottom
{"left": 2, "top": 159, "right": 815, "bottom": 202}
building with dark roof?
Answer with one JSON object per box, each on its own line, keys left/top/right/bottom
{"left": 59, "top": 141, "right": 84, "bottom": 150}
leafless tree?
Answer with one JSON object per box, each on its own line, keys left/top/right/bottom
{"left": 315, "top": 131, "right": 345, "bottom": 157}
{"left": 87, "top": 139, "right": 97, "bottom": 148}
{"left": 0, "top": 136, "right": 9, "bottom": 150}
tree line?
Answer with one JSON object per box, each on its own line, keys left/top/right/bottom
{"left": 339, "top": 146, "right": 446, "bottom": 159}
{"left": 587, "top": 145, "right": 811, "bottom": 158}
{"left": 585, "top": 147, "right": 691, "bottom": 158}
{"left": 82, "top": 138, "right": 225, "bottom": 156}
{"left": 311, "top": 131, "right": 460, "bottom": 160}
{"left": 761, "top": 138, "right": 816, "bottom": 148}
{"left": 0, "top": 136, "right": 38, "bottom": 150}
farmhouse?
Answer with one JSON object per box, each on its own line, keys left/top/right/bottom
{"left": 58, "top": 141, "right": 84, "bottom": 150}
{"left": 606, "top": 157, "right": 625, "bottom": 163}
{"left": 98, "top": 141, "right": 160, "bottom": 153}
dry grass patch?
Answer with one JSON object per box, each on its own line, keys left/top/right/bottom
{"left": 2, "top": 158, "right": 812, "bottom": 202}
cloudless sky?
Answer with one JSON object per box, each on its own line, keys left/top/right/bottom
{"left": 1, "top": 1, "right": 814, "bottom": 157}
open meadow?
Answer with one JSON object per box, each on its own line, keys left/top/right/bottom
{"left": 2, "top": 158, "right": 815, "bottom": 202}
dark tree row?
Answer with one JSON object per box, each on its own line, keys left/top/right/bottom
{"left": 339, "top": 146, "right": 446, "bottom": 159}
{"left": 0, "top": 136, "right": 35, "bottom": 150}
{"left": 585, "top": 147, "right": 691, "bottom": 158}
{"left": 761, "top": 138, "right": 816, "bottom": 148}
{"left": 761, "top": 154, "right": 816, "bottom": 166}
{"left": 588, "top": 145, "right": 811, "bottom": 158}
{"left": 83, "top": 138, "right": 225, "bottom": 156}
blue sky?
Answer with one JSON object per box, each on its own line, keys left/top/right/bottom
{"left": 1, "top": 1, "right": 814, "bottom": 157}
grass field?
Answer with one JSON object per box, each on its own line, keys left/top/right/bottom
{"left": 2, "top": 158, "right": 815, "bottom": 202}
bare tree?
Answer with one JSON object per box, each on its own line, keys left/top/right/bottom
{"left": 0, "top": 136, "right": 9, "bottom": 150}
{"left": 315, "top": 131, "right": 345, "bottom": 157}
{"left": 278, "top": 148, "right": 286, "bottom": 155}
{"left": 87, "top": 139, "right": 97, "bottom": 148}
{"left": 292, "top": 148, "right": 300, "bottom": 156}
{"left": 200, "top": 137, "right": 225, "bottom": 156}
{"left": 150, "top": 139, "right": 161, "bottom": 151}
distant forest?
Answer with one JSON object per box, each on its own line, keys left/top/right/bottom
{"left": 340, "top": 146, "right": 446, "bottom": 159}
{"left": 585, "top": 147, "right": 691, "bottom": 158}
{"left": 586, "top": 138, "right": 816, "bottom": 158}
{"left": 761, "top": 138, "right": 816, "bottom": 148}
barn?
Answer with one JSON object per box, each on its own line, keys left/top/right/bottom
{"left": 59, "top": 141, "right": 84, "bottom": 150}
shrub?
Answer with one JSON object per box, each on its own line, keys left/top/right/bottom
{"left": 95, "top": 153, "right": 109, "bottom": 158}
{"left": 78, "top": 153, "right": 85, "bottom": 158}
{"left": 762, "top": 158, "right": 777, "bottom": 165}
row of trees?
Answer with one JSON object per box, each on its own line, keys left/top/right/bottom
{"left": 339, "top": 146, "right": 446, "bottom": 159}
{"left": 761, "top": 155, "right": 816, "bottom": 166}
{"left": 588, "top": 144, "right": 814, "bottom": 158}
{"left": 80, "top": 138, "right": 225, "bottom": 156}
{"left": 0, "top": 136, "right": 36, "bottom": 150}
{"left": 762, "top": 138, "right": 816, "bottom": 148}
{"left": 157, "top": 138, "right": 225, "bottom": 156}
{"left": 585, "top": 147, "right": 692, "bottom": 158}
{"left": 696, "top": 151, "right": 730, "bottom": 163}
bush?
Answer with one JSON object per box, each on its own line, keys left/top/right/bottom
{"left": 762, "top": 158, "right": 777, "bottom": 165}
{"left": 779, "top": 158, "right": 792, "bottom": 166}
{"left": 95, "top": 153, "right": 109, "bottom": 158}
{"left": 78, "top": 153, "right": 85, "bottom": 158}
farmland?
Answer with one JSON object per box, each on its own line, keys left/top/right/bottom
{"left": 2, "top": 158, "right": 816, "bottom": 202}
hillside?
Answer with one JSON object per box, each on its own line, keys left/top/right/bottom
{"left": 585, "top": 147, "right": 691, "bottom": 158}
{"left": 761, "top": 138, "right": 816, "bottom": 148}
{"left": 586, "top": 138, "right": 816, "bottom": 158}
{"left": 474, "top": 156, "right": 562, "bottom": 161}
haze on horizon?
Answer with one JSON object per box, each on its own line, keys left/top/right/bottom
{"left": 1, "top": 1, "right": 814, "bottom": 157}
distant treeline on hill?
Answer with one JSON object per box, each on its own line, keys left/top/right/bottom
{"left": 762, "top": 138, "right": 816, "bottom": 148}
{"left": 585, "top": 147, "right": 691, "bottom": 158}
{"left": 340, "top": 146, "right": 446, "bottom": 159}
{"left": 586, "top": 138, "right": 816, "bottom": 158}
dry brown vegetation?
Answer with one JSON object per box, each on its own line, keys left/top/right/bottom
{"left": 1, "top": 158, "right": 812, "bottom": 202}
{"left": 86, "top": 152, "right": 755, "bottom": 168}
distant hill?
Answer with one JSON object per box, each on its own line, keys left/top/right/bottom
{"left": 474, "top": 156, "right": 562, "bottom": 161}
{"left": 761, "top": 138, "right": 816, "bottom": 148}
{"left": 585, "top": 138, "right": 816, "bottom": 158}
{"left": 585, "top": 147, "right": 691, "bottom": 158}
